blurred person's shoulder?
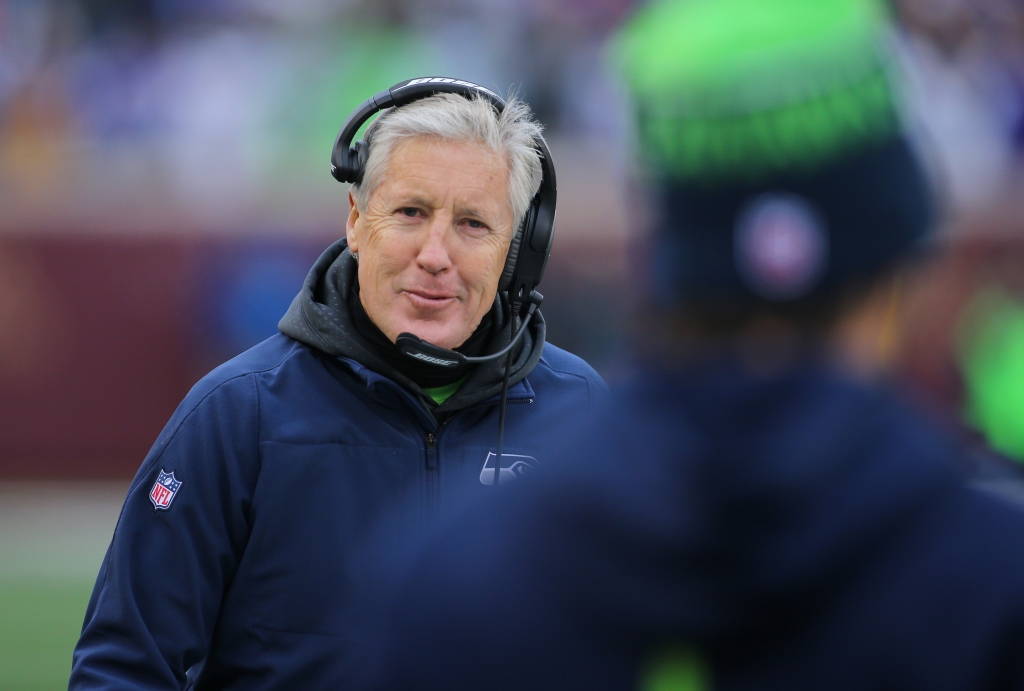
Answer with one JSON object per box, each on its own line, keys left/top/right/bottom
{"left": 963, "top": 435, "right": 1024, "bottom": 509}
{"left": 530, "top": 369, "right": 702, "bottom": 489}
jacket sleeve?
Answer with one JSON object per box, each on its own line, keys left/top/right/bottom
{"left": 69, "top": 372, "right": 261, "bottom": 690}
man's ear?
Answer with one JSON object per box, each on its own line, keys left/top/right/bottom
{"left": 346, "top": 190, "right": 361, "bottom": 252}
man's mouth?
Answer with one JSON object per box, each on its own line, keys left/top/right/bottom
{"left": 402, "top": 289, "right": 457, "bottom": 309}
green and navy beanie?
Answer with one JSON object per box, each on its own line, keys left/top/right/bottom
{"left": 615, "top": 0, "right": 934, "bottom": 303}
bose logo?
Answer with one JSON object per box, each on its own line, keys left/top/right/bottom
{"left": 403, "top": 77, "right": 489, "bottom": 91}
{"left": 408, "top": 352, "right": 459, "bottom": 367}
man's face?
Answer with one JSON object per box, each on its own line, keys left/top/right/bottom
{"left": 346, "top": 136, "right": 515, "bottom": 350}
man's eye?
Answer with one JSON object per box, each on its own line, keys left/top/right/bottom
{"left": 399, "top": 208, "right": 421, "bottom": 218}
{"left": 465, "top": 219, "right": 485, "bottom": 229}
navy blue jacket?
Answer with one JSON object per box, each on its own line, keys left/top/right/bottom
{"left": 352, "top": 362, "right": 1024, "bottom": 691}
{"left": 69, "top": 329, "right": 605, "bottom": 689}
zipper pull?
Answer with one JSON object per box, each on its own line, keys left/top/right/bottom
{"left": 425, "top": 433, "right": 438, "bottom": 470}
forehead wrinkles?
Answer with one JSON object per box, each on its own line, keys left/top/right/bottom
{"left": 431, "top": 139, "right": 513, "bottom": 218}
{"left": 376, "top": 139, "right": 513, "bottom": 221}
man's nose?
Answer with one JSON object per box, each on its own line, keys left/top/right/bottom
{"left": 416, "top": 219, "right": 453, "bottom": 275}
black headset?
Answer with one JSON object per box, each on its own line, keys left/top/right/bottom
{"left": 330, "top": 77, "right": 557, "bottom": 312}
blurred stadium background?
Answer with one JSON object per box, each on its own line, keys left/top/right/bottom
{"left": 0, "top": 0, "right": 1022, "bottom": 687}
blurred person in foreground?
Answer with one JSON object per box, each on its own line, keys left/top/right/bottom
{"left": 347, "top": 2, "right": 1024, "bottom": 690}
{"left": 69, "top": 86, "right": 606, "bottom": 689}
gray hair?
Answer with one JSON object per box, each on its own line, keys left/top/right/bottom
{"left": 352, "top": 92, "right": 543, "bottom": 232}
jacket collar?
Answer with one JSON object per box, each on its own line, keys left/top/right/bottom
{"left": 336, "top": 356, "right": 536, "bottom": 431}
{"left": 279, "top": 238, "right": 545, "bottom": 415}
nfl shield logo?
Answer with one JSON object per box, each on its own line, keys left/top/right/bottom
{"left": 149, "top": 470, "right": 182, "bottom": 510}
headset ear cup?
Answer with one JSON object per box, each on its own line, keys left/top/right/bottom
{"left": 499, "top": 205, "right": 533, "bottom": 292}
{"left": 350, "top": 141, "right": 370, "bottom": 185}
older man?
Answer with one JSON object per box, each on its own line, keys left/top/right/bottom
{"left": 69, "top": 81, "right": 605, "bottom": 690}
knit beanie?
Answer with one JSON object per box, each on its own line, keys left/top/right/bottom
{"left": 614, "top": 0, "right": 934, "bottom": 303}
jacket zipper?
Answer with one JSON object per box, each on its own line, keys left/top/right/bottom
{"left": 425, "top": 433, "right": 438, "bottom": 469}
{"left": 423, "top": 410, "right": 461, "bottom": 515}
{"left": 421, "top": 397, "right": 533, "bottom": 515}
{"left": 425, "top": 432, "right": 439, "bottom": 516}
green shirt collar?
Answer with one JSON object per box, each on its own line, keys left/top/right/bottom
{"left": 423, "top": 375, "right": 470, "bottom": 405}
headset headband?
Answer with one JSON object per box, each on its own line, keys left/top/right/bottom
{"left": 330, "top": 76, "right": 557, "bottom": 306}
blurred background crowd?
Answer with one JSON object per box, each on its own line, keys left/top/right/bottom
{"left": 2, "top": 0, "right": 1024, "bottom": 476}
{"left": 0, "top": 0, "right": 1023, "bottom": 687}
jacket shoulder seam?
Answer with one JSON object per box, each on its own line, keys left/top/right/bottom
{"left": 126, "top": 371, "right": 257, "bottom": 498}
{"left": 126, "top": 341, "right": 302, "bottom": 497}
{"left": 537, "top": 356, "right": 600, "bottom": 385}
{"left": 253, "top": 370, "right": 263, "bottom": 476}
{"left": 536, "top": 355, "right": 604, "bottom": 410}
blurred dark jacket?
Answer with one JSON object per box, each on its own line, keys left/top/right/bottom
{"left": 68, "top": 243, "right": 607, "bottom": 691}
{"left": 352, "top": 359, "right": 1024, "bottom": 691}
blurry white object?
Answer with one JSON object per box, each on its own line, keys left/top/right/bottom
{"left": 895, "top": 31, "right": 1016, "bottom": 211}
